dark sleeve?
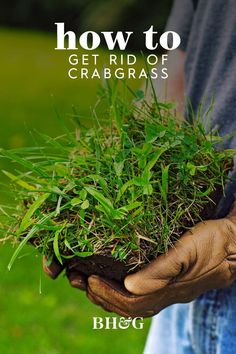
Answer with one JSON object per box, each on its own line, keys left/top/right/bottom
{"left": 165, "top": 0, "right": 195, "bottom": 51}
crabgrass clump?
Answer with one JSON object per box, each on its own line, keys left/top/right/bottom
{"left": 0, "top": 84, "right": 234, "bottom": 271}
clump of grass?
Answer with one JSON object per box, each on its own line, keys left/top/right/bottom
{"left": 0, "top": 82, "right": 234, "bottom": 270}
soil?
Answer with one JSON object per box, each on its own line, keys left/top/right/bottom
{"left": 64, "top": 183, "right": 227, "bottom": 282}
{"left": 65, "top": 254, "right": 138, "bottom": 282}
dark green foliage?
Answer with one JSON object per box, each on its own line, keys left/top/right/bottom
{"left": 0, "top": 82, "right": 234, "bottom": 269}
{"left": 1, "top": 0, "right": 173, "bottom": 52}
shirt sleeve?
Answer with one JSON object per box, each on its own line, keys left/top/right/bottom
{"left": 165, "top": 0, "right": 195, "bottom": 51}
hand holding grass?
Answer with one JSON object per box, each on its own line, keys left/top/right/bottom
{"left": 58, "top": 201, "right": 236, "bottom": 318}
{"left": 43, "top": 256, "right": 87, "bottom": 291}
{"left": 1, "top": 82, "right": 235, "bottom": 318}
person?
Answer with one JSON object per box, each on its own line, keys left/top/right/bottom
{"left": 44, "top": 1, "right": 236, "bottom": 353}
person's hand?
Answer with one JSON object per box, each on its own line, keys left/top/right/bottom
{"left": 43, "top": 257, "right": 87, "bottom": 291}
{"left": 43, "top": 256, "right": 64, "bottom": 279}
{"left": 84, "top": 202, "right": 236, "bottom": 318}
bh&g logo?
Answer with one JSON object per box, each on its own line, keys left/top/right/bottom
{"left": 93, "top": 317, "right": 144, "bottom": 330}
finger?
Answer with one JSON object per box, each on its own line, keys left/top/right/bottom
{"left": 87, "top": 282, "right": 130, "bottom": 316}
{"left": 87, "top": 275, "right": 150, "bottom": 315}
{"left": 87, "top": 287, "right": 137, "bottom": 317}
{"left": 87, "top": 291, "right": 103, "bottom": 306}
{"left": 66, "top": 270, "right": 87, "bottom": 291}
{"left": 86, "top": 292, "right": 112, "bottom": 313}
{"left": 124, "top": 253, "right": 181, "bottom": 295}
{"left": 43, "top": 256, "right": 64, "bottom": 279}
{"left": 88, "top": 286, "right": 155, "bottom": 318}
{"left": 124, "top": 233, "right": 197, "bottom": 295}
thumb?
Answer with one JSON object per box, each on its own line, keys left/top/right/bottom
{"left": 124, "top": 241, "right": 190, "bottom": 295}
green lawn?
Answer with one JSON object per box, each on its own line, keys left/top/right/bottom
{"left": 0, "top": 28, "right": 150, "bottom": 354}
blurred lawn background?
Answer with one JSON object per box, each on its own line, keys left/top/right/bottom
{"left": 0, "top": 28, "right": 151, "bottom": 354}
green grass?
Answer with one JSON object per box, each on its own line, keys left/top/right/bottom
{"left": 1, "top": 81, "right": 234, "bottom": 272}
{"left": 0, "top": 28, "right": 150, "bottom": 354}
{"left": 0, "top": 243, "right": 149, "bottom": 354}
{"left": 0, "top": 28, "right": 97, "bottom": 148}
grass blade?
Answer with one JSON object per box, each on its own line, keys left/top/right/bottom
{"left": 8, "top": 213, "right": 52, "bottom": 271}
{"left": 17, "top": 193, "right": 50, "bottom": 236}
{"left": 2, "top": 170, "right": 35, "bottom": 191}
